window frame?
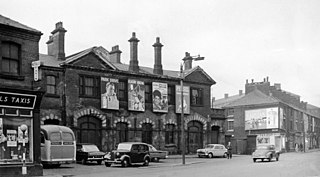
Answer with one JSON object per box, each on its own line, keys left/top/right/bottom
{"left": 79, "top": 75, "right": 100, "bottom": 98}
{"left": 0, "top": 41, "right": 23, "bottom": 79}
{"left": 118, "top": 80, "right": 127, "bottom": 101}
{"left": 190, "top": 87, "right": 203, "bottom": 106}
{"left": 167, "top": 85, "right": 175, "bottom": 105}
{"left": 46, "top": 75, "right": 57, "bottom": 95}
{"left": 144, "top": 83, "right": 152, "bottom": 103}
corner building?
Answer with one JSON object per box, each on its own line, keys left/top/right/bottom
{"left": 34, "top": 22, "right": 223, "bottom": 154}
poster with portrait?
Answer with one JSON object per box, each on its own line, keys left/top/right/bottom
{"left": 152, "top": 82, "right": 168, "bottom": 112}
{"left": 101, "top": 77, "right": 119, "bottom": 110}
{"left": 7, "top": 129, "right": 17, "bottom": 147}
{"left": 175, "top": 85, "right": 190, "bottom": 114}
{"left": 128, "top": 79, "right": 145, "bottom": 111}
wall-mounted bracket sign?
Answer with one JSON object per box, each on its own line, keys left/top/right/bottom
{"left": 0, "top": 92, "right": 37, "bottom": 109}
{"left": 31, "top": 61, "right": 42, "bottom": 81}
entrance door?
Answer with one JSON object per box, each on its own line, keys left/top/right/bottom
{"left": 187, "top": 121, "right": 203, "bottom": 153}
{"left": 78, "top": 116, "right": 101, "bottom": 148}
{"left": 211, "top": 126, "right": 220, "bottom": 144}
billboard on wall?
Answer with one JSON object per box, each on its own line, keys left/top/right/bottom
{"left": 245, "top": 107, "right": 279, "bottom": 130}
{"left": 152, "top": 82, "right": 168, "bottom": 112}
{"left": 101, "top": 77, "right": 119, "bottom": 110}
{"left": 175, "top": 85, "right": 190, "bottom": 114}
{"left": 128, "top": 79, "right": 145, "bottom": 111}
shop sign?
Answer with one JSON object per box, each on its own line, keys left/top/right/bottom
{"left": 0, "top": 92, "right": 36, "bottom": 109}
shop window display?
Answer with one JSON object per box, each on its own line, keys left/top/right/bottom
{"left": 0, "top": 117, "right": 32, "bottom": 164}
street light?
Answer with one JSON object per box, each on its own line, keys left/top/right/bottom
{"left": 20, "top": 124, "right": 28, "bottom": 175}
{"left": 180, "top": 53, "right": 204, "bottom": 165}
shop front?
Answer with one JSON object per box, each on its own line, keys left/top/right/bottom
{"left": 0, "top": 88, "right": 43, "bottom": 176}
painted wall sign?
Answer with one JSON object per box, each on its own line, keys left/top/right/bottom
{"left": 0, "top": 92, "right": 36, "bottom": 109}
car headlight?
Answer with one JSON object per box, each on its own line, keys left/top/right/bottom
{"left": 116, "top": 152, "right": 120, "bottom": 156}
{"left": 104, "top": 153, "right": 111, "bottom": 159}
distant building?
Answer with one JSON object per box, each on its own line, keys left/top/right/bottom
{"left": 0, "top": 15, "right": 44, "bottom": 176}
{"left": 212, "top": 77, "right": 320, "bottom": 154}
{"left": 32, "top": 22, "right": 223, "bottom": 154}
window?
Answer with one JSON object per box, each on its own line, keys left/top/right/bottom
{"left": 79, "top": 75, "right": 100, "bottom": 97}
{"left": 145, "top": 84, "right": 152, "bottom": 103}
{"left": 165, "top": 124, "right": 175, "bottom": 144}
{"left": 46, "top": 75, "right": 57, "bottom": 95}
{"left": 191, "top": 88, "right": 203, "bottom": 106}
{"left": 118, "top": 80, "right": 127, "bottom": 101}
{"left": 167, "top": 85, "right": 175, "bottom": 105}
{"left": 1, "top": 42, "right": 20, "bottom": 75}
{"left": 227, "top": 119, "right": 234, "bottom": 131}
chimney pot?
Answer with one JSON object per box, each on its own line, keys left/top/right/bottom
{"left": 183, "top": 52, "right": 193, "bottom": 70}
{"left": 224, "top": 93, "right": 229, "bottom": 98}
{"left": 153, "top": 37, "right": 163, "bottom": 75}
{"left": 46, "top": 22, "right": 67, "bottom": 60}
{"left": 129, "top": 32, "right": 139, "bottom": 72}
{"left": 109, "top": 45, "right": 122, "bottom": 63}
{"left": 239, "top": 90, "right": 243, "bottom": 95}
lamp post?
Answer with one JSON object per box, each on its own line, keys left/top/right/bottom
{"left": 180, "top": 53, "right": 204, "bottom": 165}
{"left": 20, "top": 124, "right": 28, "bottom": 175}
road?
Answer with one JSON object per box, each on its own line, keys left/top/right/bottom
{"left": 42, "top": 151, "right": 320, "bottom": 177}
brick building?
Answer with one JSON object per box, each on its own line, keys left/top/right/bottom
{"left": 0, "top": 15, "right": 44, "bottom": 176}
{"left": 212, "top": 77, "right": 320, "bottom": 154}
{"left": 33, "top": 22, "right": 224, "bottom": 154}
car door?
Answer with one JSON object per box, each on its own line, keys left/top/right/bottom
{"left": 213, "top": 145, "right": 220, "bottom": 156}
{"left": 130, "top": 144, "right": 140, "bottom": 163}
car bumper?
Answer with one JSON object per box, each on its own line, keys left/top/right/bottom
{"left": 104, "top": 158, "right": 122, "bottom": 164}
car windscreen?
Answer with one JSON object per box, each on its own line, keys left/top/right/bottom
{"left": 83, "top": 145, "right": 100, "bottom": 152}
{"left": 256, "top": 146, "right": 269, "bottom": 150}
{"left": 117, "top": 143, "right": 132, "bottom": 150}
{"left": 205, "top": 145, "right": 214, "bottom": 148}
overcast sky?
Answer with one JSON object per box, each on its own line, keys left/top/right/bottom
{"left": 1, "top": 0, "right": 320, "bottom": 107}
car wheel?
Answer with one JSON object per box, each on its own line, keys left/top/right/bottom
{"left": 276, "top": 157, "right": 279, "bottom": 161}
{"left": 223, "top": 153, "right": 228, "bottom": 158}
{"left": 143, "top": 158, "right": 150, "bottom": 166}
{"left": 105, "top": 163, "right": 111, "bottom": 167}
{"left": 208, "top": 153, "right": 213, "bottom": 158}
{"left": 253, "top": 159, "right": 256, "bottom": 163}
{"left": 81, "top": 159, "right": 87, "bottom": 165}
{"left": 122, "top": 158, "right": 129, "bottom": 167}
{"left": 97, "top": 160, "right": 102, "bottom": 165}
{"left": 198, "top": 155, "right": 201, "bottom": 158}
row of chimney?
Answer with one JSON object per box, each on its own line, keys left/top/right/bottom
{"left": 46, "top": 22, "right": 194, "bottom": 75}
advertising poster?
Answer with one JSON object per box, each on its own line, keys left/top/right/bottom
{"left": 18, "top": 126, "right": 28, "bottom": 144}
{"left": 128, "top": 79, "right": 145, "bottom": 111}
{"left": 245, "top": 107, "right": 279, "bottom": 130}
{"left": 7, "top": 130, "right": 17, "bottom": 147}
{"left": 152, "top": 82, "right": 168, "bottom": 112}
{"left": 101, "top": 77, "right": 119, "bottom": 110}
{"left": 175, "top": 85, "right": 190, "bottom": 114}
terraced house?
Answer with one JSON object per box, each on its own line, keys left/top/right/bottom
{"left": 212, "top": 78, "right": 320, "bottom": 154}
{"left": 32, "top": 22, "right": 225, "bottom": 154}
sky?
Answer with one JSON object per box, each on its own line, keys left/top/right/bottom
{"left": 1, "top": 0, "right": 320, "bottom": 107}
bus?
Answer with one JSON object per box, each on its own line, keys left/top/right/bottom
{"left": 40, "top": 125, "right": 76, "bottom": 167}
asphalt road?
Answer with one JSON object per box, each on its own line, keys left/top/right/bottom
{"left": 42, "top": 151, "right": 320, "bottom": 177}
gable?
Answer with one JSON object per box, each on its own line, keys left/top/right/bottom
{"left": 69, "top": 53, "right": 115, "bottom": 70}
{"left": 185, "top": 70, "right": 214, "bottom": 84}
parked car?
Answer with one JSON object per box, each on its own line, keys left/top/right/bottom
{"left": 252, "top": 145, "right": 280, "bottom": 162}
{"left": 148, "top": 144, "right": 168, "bottom": 162}
{"left": 76, "top": 143, "right": 106, "bottom": 165}
{"left": 104, "top": 142, "right": 151, "bottom": 167}
{"left": 196, "top": 144, "right": 228, "bottom": 158}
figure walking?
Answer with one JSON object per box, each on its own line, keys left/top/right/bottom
{"left": 227, "top": 142, "right": 232, "bottom": 159}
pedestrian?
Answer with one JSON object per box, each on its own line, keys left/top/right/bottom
{"left": 227, "top": 142, "right": 232, "bottom": 159}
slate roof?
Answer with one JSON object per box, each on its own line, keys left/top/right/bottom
{"left": 0, "top": 14, "right": 41, "bottom": 33}
{"left": 39, "top": 46, "right": 215, "bottom": 84}
{"left": 211, "top": 94, "right": 245, "bottom": 109}
{"left": 223, "top": 89, "right": 280, "bottom": 108}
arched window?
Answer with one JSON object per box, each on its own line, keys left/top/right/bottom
{"left": 165, "top": 124, "right": 175, "bottom": 144}
{"left": 116, "top": 122, "right": 128, "bottom": 143}
{"left": 78, "top": 116, "right": 102, "bottom": 147}
{"left": 142, "top": 123, "right": 153, "bottom": 144}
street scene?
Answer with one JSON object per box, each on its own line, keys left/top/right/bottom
{"left": 42, "top": 151, "right": 320, "bottom": 177}
{"left": 1, "top": 1, "right": 320, "bottom": 176}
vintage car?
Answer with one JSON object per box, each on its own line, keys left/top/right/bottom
{"left": 104, "top": 142, "right": 151, "bottom": 167}
{"left": 148, "top": 144, "right": 168, "bottom": 162}
{"left": 252, "top": 145, "right": 280, "bottom": 162}
{"left": 76, "top": 143, "right": 106, "bottom": 165}
{"left": 196, "top": 144, "right": 228, "bottom": 158}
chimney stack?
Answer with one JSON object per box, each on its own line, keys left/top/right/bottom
{"left": 109, "top": 45, "right": 122, "bottom": 63}
{"left": 183, "top": 52, "right": 193, "bottom": 70}
{"left": 153, "top": 37, "right": 163, "bottom": 75}
{"left": 224, "top": 93, "right": 229, "bottom": 99}
{"left": 46, "top": 22, "right": 67, "bottom": 60}
{"left": 239, "top": 90, "right": 243, "bottom": 95}
{"left": 128, "top": 32, "right": 139, "bottom": 73}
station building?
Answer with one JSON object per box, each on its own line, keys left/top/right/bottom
{"left": 32, "top": 22, "right": 226, "bottom": 154}
{"left": 212, "top": 78, "right": 320, "bottom": 154}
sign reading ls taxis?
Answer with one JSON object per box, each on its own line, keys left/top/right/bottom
{"left": 0, "top": 92, "right": 36, "bottom": 109}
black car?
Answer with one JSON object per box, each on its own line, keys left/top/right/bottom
{"left": 76, "top": 143, "right": 106, "bottom": 165}
{"left": 104, "top": 142, "right": 151, "bottom": 167}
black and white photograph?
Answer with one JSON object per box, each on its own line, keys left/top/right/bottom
{"left": 0, "top": 0, "right": 319, "bottom": 176}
